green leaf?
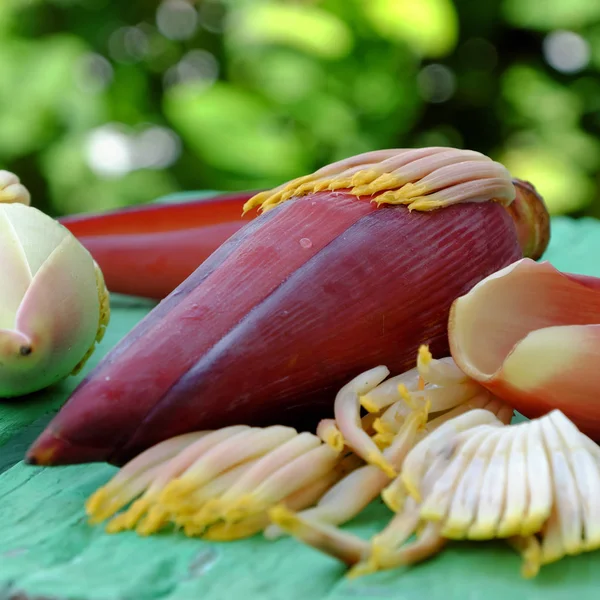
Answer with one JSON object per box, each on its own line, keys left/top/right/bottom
{"left": 500, "top": 146, "right": 596, "bottom": 214}
{"left": 164, "top": 81, "right": 309, "bottom": 182}
{"left": 0, "top": 34, "right": 99, "bottom": 159}
{"left": 502, "top": 65, "right": 582, "bottom": 126}
{"left": 227, "top": 2, "right": 354, "bottom": 60}
{"left": 503, "top": 0, "right": 600, "bottom": 30}
{"left": 360, "top": 0, "right": 458, "bottom": 58}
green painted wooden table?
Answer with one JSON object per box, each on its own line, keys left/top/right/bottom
{"left": 1, "top": 217, "right": 600, "bottom": 600}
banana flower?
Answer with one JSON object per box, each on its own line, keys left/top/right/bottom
{"left": 27, "top": 146, "right": 549, "bottom": 467}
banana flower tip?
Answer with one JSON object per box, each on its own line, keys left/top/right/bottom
{"left": 26, "top": 429, "right": 108, "bottom": 466}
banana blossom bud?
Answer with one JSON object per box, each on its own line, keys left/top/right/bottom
{"left": 0, "top": 196, "right": 110, "bottom": 397}
{"left": 27, "top": 146, "right": 549, "bottom": 467}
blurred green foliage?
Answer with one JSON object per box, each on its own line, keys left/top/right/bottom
{"left": 1, "top": 0, "right": 600, "bottom": 217}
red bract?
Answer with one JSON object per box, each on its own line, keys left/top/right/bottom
{"left": 28, "top": 148, "right": 549, "bottom": 467}
{"left": 60, "top": 191, "right": 254, "bottom": 299}
{"left": 449, "top": 259, "right": 600, "bottom": 439}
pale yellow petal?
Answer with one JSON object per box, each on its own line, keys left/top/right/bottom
{"left": 497, "top": 423, "right": 529, "bottom": 537}
{"left": 521, "top": 419, "right": 552, "bottom": 535}
{"left": 468, "top": 427, "right": 514, "bottom": 539}
{"left": 430, "top": 427, "right": 500, "bottom": 535}
{"left": 403, "top": 410, "right": 502, "bottom": 503}
{"left": 540, "top": 415, "right": 582, "bottom": 562}
{"left": 550, "top": 411, "right": 600, "bottom": 551}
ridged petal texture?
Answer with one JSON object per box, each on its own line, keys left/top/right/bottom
{"left": 28, "top": 190, "right": 522, "bottom": 466}
{"left": 0, "top": 204, "right": 109, "bottom": 397}
{"left": 449, "top": 258, "right": 600, "bottom": 439}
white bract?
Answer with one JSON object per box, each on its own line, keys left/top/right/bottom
{"left": 0, "top": 202, "right": 109, "bottom": 397}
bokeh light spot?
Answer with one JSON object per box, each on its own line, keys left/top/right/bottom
{"left": 134, "top": 126, "right": 181, "bottom": 169}
{"left": 85, "top": 124, "right": 181, "bottom": 178}
{"left": 228, "top": 3, "right": 353, "bottom": 59}
{"left": 417, "top": 64, "right": 456, "bottom": 103}
{"left": 164, "top": 49, "right": 219, "bottom": 89}
{"left": 503, "top": 0, "right": 600, "bottom": 31}
{"left": 241, "top": 51, "right": 321, "bottom": 104}
{"left": 543, "top": 30, "right": 590, "bottom": 73}
{"left": 362, "top": 0, "right": 458, "bottom": 58}
{"left": 199, "top": 0, "right": 226, "bottom": 33}
{"left": 156, "top": 0, "right": 198, "bottom": 41}
{"left": 108, "top": 27, "right": 149, "bottom": 63}
{"left": 75, "top": 53, "right": 113, "bottom": 93}
{"left": 501, "top": 145, "right": 594, "bottom": 214}
{"left": 164, "top": 82, "right": 308, "bottom": 180}
{"left": 502, "top": 65, "right": 581, "bottom": 124}
{"left": 85, "top": 125, "right": 134, "bottom": 178}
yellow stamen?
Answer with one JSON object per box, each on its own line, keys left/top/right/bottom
{"left": 381, "top": 479, "right": 405, "bottom": 513}
{"left": 360, "top": 394, "right": 381, "bottom": 414}
{"left": 85, "top": 488, "right": 110, "bottom": 523}
{"left": 398, "top": 383, "right": 424, "bottom": 412}
{"left": 366, "top": 451, "right": 397, "bottom": 479}
{"left": 327, "top": 177, "right": 354, "bottom": 191}
{"left": 350, "top": 173, "right": 405, "bottom": 197}
{"left": 104, "top": 513, "right": 131, "bottom": 534}
{"left": 203, "top": 516, "right": 267, "bottom": 541}
{"left": 346, "top": 557, "right": 379, "bottom": 579}
{"left": 241, "top": 190, "right": 271, "bottom": 214}
{"left": 350, "top": 169, "right": 380, "bottom": 187}
{"left": 105, "top": 497, "right": 150, "bottom": 532}
{"left": 417, "top": 344, "right": 432, "bottom": 371}
{"left": 221, "top": 495, "right": 258, "bottom": 523}
{"left": 158, "top": 479, "right": 196, "bottom": 510}
{"left": 316, "top": 420, "right": 345, "bottom": 453}
{"left": 398, "top": 383, "right": 411, "bottom": 403}
{"left": 242, "top": 148, "right": 515, "bottom": 214}
{"left": 508, "top": 535, "right": 541, "bottom": 579}
{"left": 269, "top": 504, "right": 303, "bottom": 535}
{"left": 136, "top": 506, "right": 170, "bottom": 536}
{"left": 182, "top": 519, "right": 205, "bottom": 537}
{"left": 185, "top": 498, "right": 222, "bottom": 528}
{"left": 395, "top": 182, "right": 426, "bottom": 199}
{"left": 407, "top": 197, "right": 447, "bottom": 211}
{"left": 326, "top": 430, "right": 345, "bottom": 453}
{"left": 373, "top": 190, "right": 412, "bottom": 206}
{"left": 280, "top": 188, "right": 299, "bottom": 202}
{"left": 373, "top": 418, "right": 395, "bottom": 435}
{"left": 372, "top": 432, "right": 394, "bottom": 450}
{"left": 401, "top": 471, "right": 423, "bottom": 504}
